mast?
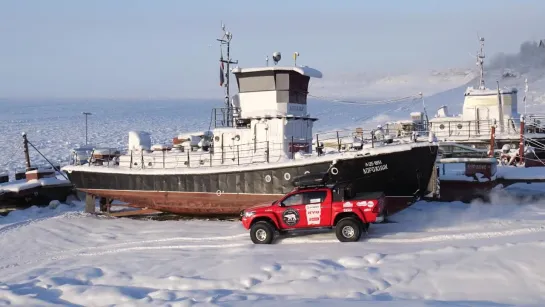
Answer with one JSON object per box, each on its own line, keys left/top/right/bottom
{"left": 476, "top": 36, "right": 486, "bottom": 90}
{"left": 217, "top": 23, "right": 238, "bottom": 126}
{"left": 524, "top": 78, "right": 528, "bottom": 115}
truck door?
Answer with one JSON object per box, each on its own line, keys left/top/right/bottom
{"left": 274, "top": 190, "right": 329, "bottom": 229}
{"left": 301, "top": 190, "right": 330, "bottom": 226}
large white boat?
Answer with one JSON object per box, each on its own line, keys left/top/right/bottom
{"left": 62, "top": 26, "right": 439, "bottom": 216}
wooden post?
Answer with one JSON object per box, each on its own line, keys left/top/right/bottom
{"left": 519, "top": 115, "right": 525, "bottom": 165}
{"left": 85, "top": 193, "right": 95, "bottom": 213}
{"left": 22, "top": 132, "right": 31, "bottom": 170}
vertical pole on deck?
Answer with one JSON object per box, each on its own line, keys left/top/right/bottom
{"left": 291, "top": 136, "right": 294, "bottom": 159}
{"left": 22, "top": 132, "right": 31, "bottom": 170}
{"left": 266, "top": 141, "right": 270, "bottom": 162}
{"left": 210, "top": 150, "right": 212, "bottom": 166}
{"left": 371, "top": 130, "right": 374, "bottom": 148}
{"left": 187, "top": 150, "right": 190, "bottom": 167}
{"left": 489, "top": 123, "right": 496, "bottom": 158}
{"left": 336, "top": 131, "right": 340, "bottom": 151}
{"left": 130, "top": 150, "right": 133, "bottom": 168}
{"left": 315, "top": 134, "right": 319, "bottom": 156}
{"left": 221, "top": 138, "right": 224, "bottom": 164}
{"left": 519, "top": 115, "right": 525, "bottom": 165}
{"left": 237, "top": 145, "right": 240, "bottom": 165}
{"left": 83, "top": 112, "right": 92, "bottom": 145}
{"left": 141, "top": 150, "right": 144, "bottom": 169}
{"left": 163, "top": 149, "right": 166, "bottom": 168}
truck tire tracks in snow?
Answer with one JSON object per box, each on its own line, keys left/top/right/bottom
{"left": 0, "top": 211, "right": 84, "bottom": 236}
{"left": 0, "top": 233, "right": 248, "bottom": 269}
{"left": 0, "top": 234, "right": 249, "bottom": 271}
{"left": 366, "top": 225, "right": 545, "bottom": 243}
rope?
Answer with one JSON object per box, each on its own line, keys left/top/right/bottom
{"left": 308, "top": 94, "right": 420, "bottom": 106}
{"left": 27, "top": 140, "right": 69, "bottom": 180}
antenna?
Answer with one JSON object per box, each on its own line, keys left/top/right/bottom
{"left": 476, "top": 36, "right": 486, "bottom": 90}
{"left": 524, "top": 78, "right": 529, "bottom": 115}
{"left": 293, "top": 52, "right": 299, "bottom": 66}
{"left": 419, "top": 92, "right": 429, "bottom": 127}
{"left": 217, "top": 23, "right": 238, "bottom": 127}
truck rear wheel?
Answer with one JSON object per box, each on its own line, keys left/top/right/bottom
{"left": 250, "top": 221, "right": 275, "bottom": 244}
{"left": 335, "top": 218, "right": 361, "bottom": 242}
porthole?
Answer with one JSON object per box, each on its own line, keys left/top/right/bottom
{"left": 214, "top": 136, "right": 220, "bottom": 142}
{"left": 457, "top": 124, "right": 463, "bottom": 130}
{"left": 439, "top": 124, "right": 445, "bottom": 130}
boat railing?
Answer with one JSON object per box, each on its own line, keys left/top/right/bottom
{"left": 210, "top": 107, "right": 241, "bottom": 128}
{"left": 383, "top": 117, "right": 545, "bottom": 141}
{"left": 71, "top": 127, "right": 411, "bottom": 169}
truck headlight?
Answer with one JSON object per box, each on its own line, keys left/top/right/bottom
{"left": 244, "top": 211, "right": 256, "bottom": 218}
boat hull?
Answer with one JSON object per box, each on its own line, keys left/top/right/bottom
{"left": 66, "top": 145, "right": 439, "bottom": 216}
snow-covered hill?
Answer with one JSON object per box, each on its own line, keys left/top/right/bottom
{"left": 310, "top": 39, "right": 545, "bottom": 119}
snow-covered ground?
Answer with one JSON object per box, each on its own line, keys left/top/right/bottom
{"left": 1, "top": 191, "right": 545, "bottom": 306}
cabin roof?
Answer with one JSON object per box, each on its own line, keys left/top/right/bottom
{"left": 464, "top": 86, "right": 518, "bottom": 96}
{"left": 231, "top": 66, "right": 323, "bottom": 78}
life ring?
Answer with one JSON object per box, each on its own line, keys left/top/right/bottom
{"left": 304, "top": 171, "right": 310, "bottom": 174}
{"left": 265, "top": 175, "right": 272, "bottom": 182}
{"left": 331, "top": 167, "right": 339, "bottom": 175}
{"left": 284, "top": 173, "right": 291, "bottom": 180}
{"left": 216, "top": 190, "right": 222, "bottom": 196}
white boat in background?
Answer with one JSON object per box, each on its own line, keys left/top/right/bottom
{"left": 384, "top": 37, "right": 545, "bottom": 165}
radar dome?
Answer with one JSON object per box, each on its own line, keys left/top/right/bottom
{"left": 272, "top": 52, "right": 281, "bottom": 64}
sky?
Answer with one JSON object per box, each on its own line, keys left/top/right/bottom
{"left": 1, "top": 0, "right": 545, "bottom": 100}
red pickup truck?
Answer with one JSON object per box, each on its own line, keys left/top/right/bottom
{"left": 241, "top": 183, "right": 386, "bottom": 244}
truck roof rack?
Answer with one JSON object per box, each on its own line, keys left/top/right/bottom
{"left": 291, "top": 172, "right": 330, "bottom": 188}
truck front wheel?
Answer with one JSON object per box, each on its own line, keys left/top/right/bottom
{"left": 335, "top": 218, "right": 362, "bottom": 242}
{"left": 250, "top": 221, "right": 275, "bottom": 244}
